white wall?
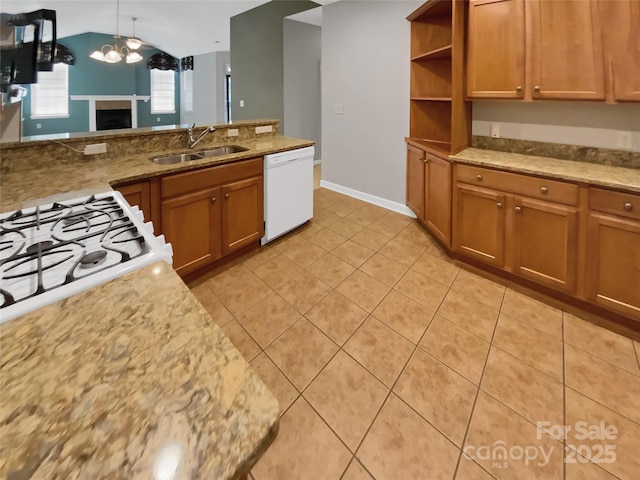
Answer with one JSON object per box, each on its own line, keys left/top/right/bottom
{"left": 321, "top": 0, "right": 422, "bottom": 205}
{"left": 284, "top": 19, "right": 322, "bottom": 160}
{"left": 473, "top": 101, "right": 640, "bottom": 152}
{"left": 180, "top": 51, "right": 230, "bottom": 126}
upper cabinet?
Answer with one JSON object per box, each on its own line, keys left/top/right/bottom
{"left": 467, "top": 0, "right": 526, "bottom": 99}
{"left": 468, "top": 0, "right": 610, "bottom": 101}
{"left": 599, "top": 0, "right": 640, "bottom": 101}
{"left": 529, "top": 0, "right": 605, "bottom": 100}
{"left": 407, "top": 0, "right": 471, "bottom": 155}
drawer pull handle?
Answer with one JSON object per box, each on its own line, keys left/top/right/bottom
{"left": 516, "top": 86, "right": 522, "bottom": 92}
{"left": 540, "top": 186, "right": 548, "bottom": 194}
{"left": 534, "top": 85, "right": 541, "bottom": 92}
{"left": 497, "top": 202, "right": 503, "bottom": 209}
{"left": 211, "top": 197, "right": 216, "bottom": 203}
{"left": 515, "top": 206, "right": 522, "bottom": 213}
{"left": 224, "top": 193, "right": 230, "bottom": 199}
{"left": 476, "top": 174, "right": 483, "bottom": 181}
{"left": 624, "top": 202, "right": 633, "bottom": 211}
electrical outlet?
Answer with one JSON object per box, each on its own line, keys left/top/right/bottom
{"left": 617, "top": 131, "right": 632, "bottom": 150}
{"left": 333, "top": 104, "right": 344, "bottom": 115}
{"left": 36, "top": 123, "right": 42, "bottom": 129}
{"left": 255, "top": 125, "right": 273, "bottom": 134}
{"left": 83, "top": 143, "right": 107, "bottom": 155}
{"left": 490, "top": 123, "right": 501, "bottom": 138}
{"left": 227, "top": 128, "right": 239, "bottom": 137}
{"left": 239, "top": 100, "right": 245, "bottom": 107}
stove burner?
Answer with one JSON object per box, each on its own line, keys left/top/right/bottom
{"left": 79, "top": 250, "right": 108, "bottom": 269}
{"left": 62, "top": 212, "right": 93, "bottom": 225}
{"left": 26, "top": 241, "right": 54, "bottom": 255}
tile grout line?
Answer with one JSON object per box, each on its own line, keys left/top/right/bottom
{"left": 562, "top": 311, "right": 567, "bottom": 480}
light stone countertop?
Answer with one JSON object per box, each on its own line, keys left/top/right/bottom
{"left": 0, "top": 136, "right": 316, "bottom": 479}
{"left": 0, "top": 262, "right": 279, "bottom": 479}
{"left": 0, "top": 135, "right": 314, "bottom": 212}
{"left": 450, "top": 148, "right": 640, "bottom": 194}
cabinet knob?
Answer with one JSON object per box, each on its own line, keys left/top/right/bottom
{"left": 224, "top": 193, "right": 230, "bottom": 199}
{"left": 516, "top": 86, "right": 523, "bottom": 92}
{"left": 211, "top": 197, "right": 216, "bottom": 203}
{"left": 534, "top": 85, "right": 541, "bottom": 92}
{"left": 540, "top": 186, "right": 548, "bottom": 194}
{"left": 476, "top": 174, "right": 483, "bottom": 181}
{"left": 624, "top": 202, "right": 633, "bottom": 211}
{"left": 423, "top": 159, "right": 427, "bottom": 164}
{"left": 515, "top": 206, "right": 522, "bottom": 213}
{"left": 497, "top": 202, "right": 503, "bottom": 209}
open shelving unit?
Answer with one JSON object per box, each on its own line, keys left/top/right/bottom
{"left": 407, "top": 0, "right": 471, "bottom": 156}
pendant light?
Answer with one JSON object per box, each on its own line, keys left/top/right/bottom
{"left": 89, "top": 0, "right": 143, "bottom": 64}
{"left": 126, "top": 17, "right": 143, "bottom": 50}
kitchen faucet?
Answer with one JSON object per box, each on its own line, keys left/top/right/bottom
{"left": 187, "top": 123, "right": 215, "bottom": 149}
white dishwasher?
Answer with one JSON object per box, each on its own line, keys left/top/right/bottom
{"left": 262, "top": 146, "right": 315, "bottom": 245}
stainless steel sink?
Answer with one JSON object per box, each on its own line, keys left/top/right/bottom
{"left": 150, "top": 152, "right": 204, "bottom": 164}
{"left": 198, "top": 145, "right": 249, "bottom": 157}
{"left": 150, "top": 145, "right": 249, "bottom": 164}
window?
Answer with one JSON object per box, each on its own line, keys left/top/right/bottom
{"left": 150, "top": 69, "right": 176, "bottom": 114}
{"left": 30, "top": 63, "right": 69, "bottom": 118}
{"left": 181, "top": 69, "right": 193, "bottom": 113}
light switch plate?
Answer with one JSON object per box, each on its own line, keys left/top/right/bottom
{"left": 84, "top": 143, "right": 107, "bottom": 155}
{"left": 333, "top": 104, "right": 344, "bottom": 115}
{"left": 239, "top": 100, "right": 245, "bottom": 107}
{"left": 490, "top": 123, "right": 501, "bottom": 138}
{"left": 255, "top": 125, "right": 273, "bottom": 134}
{"left": 227, "top": 129, "right": 239, "bottom": 137}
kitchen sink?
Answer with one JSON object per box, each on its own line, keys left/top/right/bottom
{"left": 150, "top": 145, "right": 249, "bottom": 164}
{"left": 150, "top": 152, "right": 204, "bottom": 164}
{"left": 199, "top": 145, "right": 249, "bottom": 157}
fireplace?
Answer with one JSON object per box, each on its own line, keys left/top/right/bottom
{"left": 96, "top": 100, "right": 132, "bottom": 131}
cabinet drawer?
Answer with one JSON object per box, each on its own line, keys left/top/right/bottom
{"left": 161, "top": 157, "right": 263, "bottom": 198}
{"left": 456, "top": 164, "right": 579, "bottom": 205}
{"left": 589, "top": 187, "right": 640, "bottom": 221}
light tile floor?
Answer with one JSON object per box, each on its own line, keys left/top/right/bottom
{"left": 190, "top": 188, "right": 640, "bottom": 480}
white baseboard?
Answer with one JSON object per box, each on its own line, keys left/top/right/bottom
{"left": 313, "top": 158, "right": 322, "bottom": 166}
{"left": 319, "top": 180, "right": 417, "bottom": 218}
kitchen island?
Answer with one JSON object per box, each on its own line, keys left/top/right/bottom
{"left": 0, "top": 121, "right": 311, "bottom": 479}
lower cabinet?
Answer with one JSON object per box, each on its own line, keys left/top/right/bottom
{"left": 586, "top": 188, "right": 640, "bottom": 320}
{"left": 114, "top": 180, "right": 151, "bottom": 222}
{"left": 160, "top": 158, "right": 264, "bottom": 276}
{"left": 453, "top": 165, "right": 579, "bottom": 295}
{"left": 406, "top": 143, "right": 452, "bottom": 246}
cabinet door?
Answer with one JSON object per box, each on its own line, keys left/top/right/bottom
{"left": 600, "top": 0, "right": 640, "bottom": 101}
{"left": 586, "top": 213, "right": 640, "bottom": 321}
{"left": 512, "top": 197, "right": 578, "bottom": 293}
{"left": 425, "top": 154, "right": 452, "bottom": 246}
{"left": 453, "top": 184, "right": 506, "bottom": 267}
{"left": 406, "top": 145, "right": 426, "bottom": 220}
{"left": 467, "top": 0, "right": 525, "bottom": 98}
{"left": 529, "top": 0, "right": 605, "bottom": 100}
{"left": 221, "top": 176, "right": 264, "bottom": 255}
{"left": 161, "top": 187, "right": 221, "bottom": 275}
{"left": 115, "top": 181, "right": 151, "bottom": 222}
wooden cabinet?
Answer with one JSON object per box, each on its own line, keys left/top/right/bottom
{"left": 407, "top": 0, "right": 471, "bottom": 154}
{"left": 467, "top": 0, "right": 605, "bottom": 100}
{"left": 162, "top": 187, "right": 222, "bottom": 275}
{"left": 221, "top": 176, "right": 264, "bottom": 255}
{"left": 467, "top": 0, "right": 525, "bottom": 98}
{"left": 160, "top": 158, "right": 264, "bottom": 276}
{"left": 586, "top": 188, "right": 640, "bottom": 320}
{"left": 599, "top": 0, "right": 640, "bottom": 102}
{"left": 406, "top": 143, "right": 452, "bottom": 246}
{"left": 454, "top": 165, "right": 579, "bottom": 294}
{"left": 114, "top": 181, "right": 151, "bottom": 222}
{"left": 454, "top": 183, "right": 506, "bottom": 267}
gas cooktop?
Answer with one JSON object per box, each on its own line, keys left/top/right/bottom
{"left": 0, "top": 191, "right": 172, "bottom": 323}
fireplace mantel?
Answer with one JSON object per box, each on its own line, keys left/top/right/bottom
{"left": 69, "top": 95, "right": 150, "bottom": 132}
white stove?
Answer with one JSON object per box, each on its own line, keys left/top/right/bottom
{"left": 0, "top": 191, "right": 173, "bottom": 323}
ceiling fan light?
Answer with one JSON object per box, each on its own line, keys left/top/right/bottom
{"left": 90, "top": 50, "right": 106, "bottom": 61}
{"left": 126, "top": 37, "right": 142, "bottom": 50}
{"left": 126, "top": 51, "right": 143, "bottom": 63}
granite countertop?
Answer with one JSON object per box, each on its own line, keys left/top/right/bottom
{"left": 450, "top": 148, "right": 640, "bottom": 194}
{"left": 0, "top": 135, "right": 314, "bottom": 212}
{"left": 0, "top": 136, "right": 311, "bottom": 478}
{"left": 0, "top": 262, "right": 279, "bottom": 479}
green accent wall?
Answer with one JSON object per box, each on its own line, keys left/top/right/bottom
{"left": 230, "top": 0, "right": 319, "bottom": 131}
{"left": 22, "top": 32, "right": 180, "bottom": 137}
